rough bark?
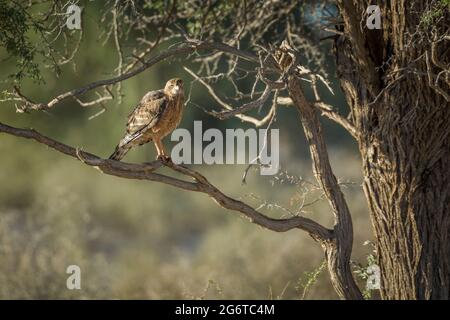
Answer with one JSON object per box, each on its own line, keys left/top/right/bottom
{"left": 336, "top": 0, "right": 450, "bottom": 299}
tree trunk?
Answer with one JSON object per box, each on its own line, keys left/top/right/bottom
{"left": 336, "top": 0, "right": 450, "bottom": 299}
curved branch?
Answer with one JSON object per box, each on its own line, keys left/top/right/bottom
{"left": 11, "top": 41, "right": 264, "bottom": 112}
{"left": 184, "top": 66, "right": 276, "bottom": 127}
{"left": 313, "top": 102, "right": 358, "bottom": 138}
{"left": 336, "top": 0, "right": 380, "bottom": 94}
{"left": 288, "top": 74, "right": 362, "bottom": 300}
{"left": 272, "top": 96, "right": 358, "bottom": 139}
{"left": 0, "top": 121, "right": 333, "bottom": 240}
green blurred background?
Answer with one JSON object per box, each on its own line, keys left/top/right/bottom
{"left": 0, "top": 2, "right": 372, "bottom": 299}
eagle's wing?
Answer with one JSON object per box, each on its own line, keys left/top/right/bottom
{"left": 119, "top": 90, "right": 168, "bottom": 147}
{"left": 127, "top": 90, "right": 167, "bottom": 133}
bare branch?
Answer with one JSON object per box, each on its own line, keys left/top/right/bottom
{"left": 7, "top": 40, "right": 267, "bottom": 113}
{"left": 112, "top": 2, "right": 124, "bottom": 104}
{"left": 0, "top": 121, "right": 333, "bottom": 240}
{"left": 288, "top": 74, "right": 362, "bottom": 300}
{"left": 313, "top": 102, "right": 358, "bottom": 138}
{"left": 274, "top": 94, "right": 357, "bottom": 138}
{"left": 336, "top": 0, "right": 381, "bottom": 94}
{"left": 426, "top": 51, "right": 450, "bottom": 102}
{"left": 184, "top": 66, "right": 277, "bottom": 127}
{"left": 72, "top": 88, "right": 114, "bottom": 107}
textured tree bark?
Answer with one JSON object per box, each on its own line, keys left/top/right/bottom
{"left": 336, "top": 0, "right": 450, "bottom": 299}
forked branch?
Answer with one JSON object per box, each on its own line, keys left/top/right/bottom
{"left": 289, "top": 75, "right": 362, "bottom": 299}
{"left": 0, "top": 122, "right": 333, "bottom": 240}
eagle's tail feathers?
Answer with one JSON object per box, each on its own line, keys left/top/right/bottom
{"left": 109, "top": 131, "right": 142, "bottom": 161}
{"left": 109, "top": 133, "right": 133, "bottom": 160}
{"left": 109, "top": 144, "right": 131, "bottom": 161}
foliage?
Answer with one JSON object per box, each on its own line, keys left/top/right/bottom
{"left": 420, "top": 0, "right": 449, "bottom": 26}
{"left": 352, "top": 241, "right": 378, "bottom": 300}
{"left": 0, "top": 0, "right": 43, "bottom": 83}
{"left": 295, "top": 260, "right": 327, "bottom": 299}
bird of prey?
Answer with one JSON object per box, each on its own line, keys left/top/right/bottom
{"left": 109, "top": 78, "right": 184, "bottom": 162}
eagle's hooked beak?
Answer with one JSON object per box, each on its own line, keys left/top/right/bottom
{"left": 172, "top": 82, "right": 183, "bottom": 95}
{"left": 167, "top": 79, "right": 183, "bottom": 95}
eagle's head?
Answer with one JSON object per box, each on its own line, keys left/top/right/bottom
{"left": 164, "top": 78, "right": 184, "bottom": 97}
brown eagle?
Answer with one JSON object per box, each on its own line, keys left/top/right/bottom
{"left": 109, "top": 78, "right": 184, "bottom": 161}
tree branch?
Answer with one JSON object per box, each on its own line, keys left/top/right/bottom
{"left": 10, "top": 40, "right": 266, "bottom": 113}
{"left": 336, "top": 0, "right": 380, "bottom": 94}
{"left": 0, "top": 121, "right": 333, "bottom": 240}
{"left": 288, "top": 74, "right": 362, "bottom": 299}
{"left": 271, "top": 96, "right": 358, "bottom": 139}
{"left": 184, "top": 66, "right": 277, "bottom": 127}
{"left": 314, "top": 102, "right": 358, "bottom": 138}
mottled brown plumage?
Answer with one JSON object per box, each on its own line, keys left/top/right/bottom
{"left": 109, "top": 78, "right": 184, "bottom": 161}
